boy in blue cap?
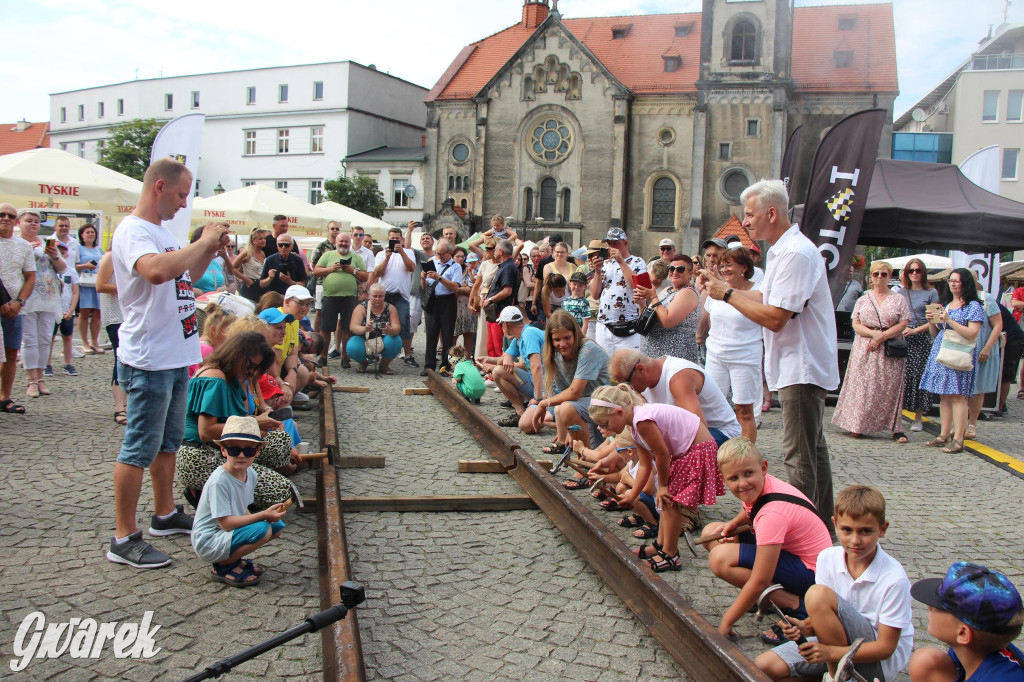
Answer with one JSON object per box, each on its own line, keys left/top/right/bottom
{"left": 909, "top": 562, "right": 1024, "bottom": 681}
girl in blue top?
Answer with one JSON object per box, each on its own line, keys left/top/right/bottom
{"left": 76, "top": 224, "right": 105, "bottom": 354}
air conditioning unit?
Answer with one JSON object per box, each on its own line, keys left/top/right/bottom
{"left": 936, "top": 102, "right": 949, "bottom": 114}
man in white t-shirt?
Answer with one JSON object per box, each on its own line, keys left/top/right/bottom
{"left": 0, "top": 201, "right": 36, "bottom": 414}
{"left": 107, "top": 158, "right": 231, "bottom": 569}
{"left": 374, "top": 227, "right": 417, "bottom": 368}
{"left": 700, "top": 179, "right": 838, "bottom": 532}
{"left": 610, "top": 348, "right": 741, "bottom": 445}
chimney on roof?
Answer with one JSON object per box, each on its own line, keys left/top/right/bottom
{"left": 15, "top": 119, "right": 31, "bottom": 132}
{"left": 522, "top": 0, "right": 550, "bottom": 29}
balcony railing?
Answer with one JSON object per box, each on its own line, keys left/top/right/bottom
{"left": 970, "top": 53, "right": 1024, "bottom": 70}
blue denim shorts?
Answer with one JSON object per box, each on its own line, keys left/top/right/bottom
{"left": 116, "top": 363, "right": 190, "bottom": 467}
{"left": 1, "top": 315, "right": 23, "bottom": 350}
{"left": 230, "top": 520, "right": 286, "bottom": 553}
{"left": 737, "top": 535, "right": 817, "bottom": 597}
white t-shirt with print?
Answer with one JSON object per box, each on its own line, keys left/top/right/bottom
{"left": 111, "top": 215, "right": 201, "bottom": 371}
{"left": 0, "top": 235, "right": 36, "bottom": 303}
{"left": 598, "top": 254, "right": 647, "bottom": 324}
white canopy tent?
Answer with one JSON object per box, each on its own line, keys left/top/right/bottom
{"left": 0, "top": 148, "right": 142, "bottom": 240}
{"left": 192, "top": 184, "right": 333, "bottom": 237}
{"left": 315, "top": 201, "right": 396, "bottom": 241}
{"left": 875, "top": 253, "right": 952, "bottom": 271}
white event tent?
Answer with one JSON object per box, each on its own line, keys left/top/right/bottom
{"left": 192, "top": 184, "right": 333, "bottom": 237}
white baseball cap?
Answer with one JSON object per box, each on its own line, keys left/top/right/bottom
{"left": 284, "top": 285, "right": 314, "bottom": 301}
{"left": 497, "top": 307, "right": 524, "bottom": 324}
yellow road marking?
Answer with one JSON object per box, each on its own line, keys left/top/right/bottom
{"left": 902, "top": 410, "right": 1024, "bottom": 475}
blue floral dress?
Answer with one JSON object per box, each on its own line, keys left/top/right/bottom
{"left": 919, "top": 301, "right": 984, "bottom": 397}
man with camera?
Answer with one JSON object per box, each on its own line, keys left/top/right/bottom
{"left": 420, "top": 239, "right": 462, "bottom": 376}
{"left": 373, "top": 227, "right": 418, "bottom": 368}
{"left": 260, "top": 234, "right": 307, "bottom": 296}
{"left": 589, "top": 227, "right": 647, "bottom": 353}
{"left": 314, "top": 231, "right": 367, "bottom": 369}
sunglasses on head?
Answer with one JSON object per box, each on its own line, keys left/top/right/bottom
{"left": 223, "top": 445, "right": 259, "bottom": 458}
{"left": 668, "top": 265, "right": 689, "bottom": 274}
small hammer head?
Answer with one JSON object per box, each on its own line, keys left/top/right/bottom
{"left": 681, "top": 530, "right": 698, "bottom": 558}
{"left": 833, "top": 638, "right": 865, "bottom": 681}
{"left": 755, "top": 584, "right": 787, "bottom": 621}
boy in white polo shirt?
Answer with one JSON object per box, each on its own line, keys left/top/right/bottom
{"left": 755, "top": 485, "right": 913, "bottom": 682}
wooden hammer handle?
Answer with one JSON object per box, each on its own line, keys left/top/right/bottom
{"left": 299, "top": 451, "right": 329, "bottom": 461}
{"left": 695, "top": 524, "right": 751, "bottom": 546}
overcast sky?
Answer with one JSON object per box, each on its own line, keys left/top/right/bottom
{"left": 4, "top": 0, "right": 1020, "bottom": 124}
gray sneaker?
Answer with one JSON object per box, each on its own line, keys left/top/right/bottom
{"left": 106, "top": 531, "right": 172, "bottom": 568}
{"left": 148, "top": 504, "right": 194, "bottom": 536}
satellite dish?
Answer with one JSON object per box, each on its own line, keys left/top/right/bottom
{"left": 911, "top": 108, "right": 927, "bottom": 122}
{"left": 403, "top": 185, "right": 417, "bottom": 198}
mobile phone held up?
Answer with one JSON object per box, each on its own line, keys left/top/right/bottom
{"left": 634, "top": 272, "right": 653, "bottom": 290}
{"left": 389, "top": 238, "right": 400, "bottom": 252}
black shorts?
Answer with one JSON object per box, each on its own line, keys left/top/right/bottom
{"left": 1002, "top": 336, "right": 1024, "bottom": 383}
{"left": 320, "top": 296, "right": 358, "bottom": 339}
{"left": 53, "top": 317, "right": 75, "bottom": 337}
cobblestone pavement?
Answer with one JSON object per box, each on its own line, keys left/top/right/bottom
{"left": 0, "top": 350, "right": 323, "bottom": 680}
{"left": 2, "top": 332, "right": 1023, "bottom": 681}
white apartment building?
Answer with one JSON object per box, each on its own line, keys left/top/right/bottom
{"left": 344, "top": 145, "right": 427, "bottom": 227}
{"left": 49, "top": 61, "right": 428, "bottom": 203}
{"left": 894, "top": 22, "right": 1024, "bottom": 204}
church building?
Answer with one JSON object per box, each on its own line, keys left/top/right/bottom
{"left": 422, "top": 0, "right": 897, "bottom": 255}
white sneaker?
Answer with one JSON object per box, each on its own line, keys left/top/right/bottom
{"left": 494, "top": 387, "right": 501, "bottom": 392}
{"left": 910, "top": 421, "right": 924, "bottom": 432}
{"left": 484, "top": 378, "right": 497, "bottom": 388}
{"left": 70, "top": 347, "right": 85, "bottom": 358}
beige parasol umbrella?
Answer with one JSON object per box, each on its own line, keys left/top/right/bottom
{"left": 0, "top": 148, "right": 142, "bottom": 237}
{"left": 315, "top": 201, "right": 396, "bottom": 240}
{"left": 192, "top": 184, "right": 333, "bottom": 237}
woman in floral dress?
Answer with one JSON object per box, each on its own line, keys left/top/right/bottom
{"left": 832, "top": 261, "right": 910, "bottom": 441}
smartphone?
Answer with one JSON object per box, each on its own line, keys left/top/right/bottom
{"left": 339, "top": 257, "right": 351, "bottom": 265}
{"left": 388, "top": 238, "right": 400, "bottom": 252}
{"left": 634, "top": 272, "right": 653, "bottom": 289}
{"left": 45, "top": 237, "right": 56, "bottom": 249}
{"left": 598, "top": 248, "right": 610, "bottom": 260}
{"left": 423, "top": 261, "right": 437, "bottom": 273}
{"left": 926, "top": 303, "right": 945, "bottom": 317}
{"left": 413, "top": 221, "right": 424, "bottom": 228}
{"left": 268, "top": 406, "right": 293, "bottom": 421}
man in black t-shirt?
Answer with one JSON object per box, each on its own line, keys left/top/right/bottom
{"left": 483, "top": 239, "right": 519, "bottom": 315}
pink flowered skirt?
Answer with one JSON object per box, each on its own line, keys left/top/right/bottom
{"left": 667, "top": 438, "right": 725, "bottom": 508}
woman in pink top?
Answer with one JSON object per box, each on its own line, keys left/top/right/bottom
{"left": 589, "top": 384, "right": 724, "bottom": 572}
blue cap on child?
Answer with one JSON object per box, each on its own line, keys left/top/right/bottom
{"left": 911, "top": 562, "right": 1024, "bottom": 634}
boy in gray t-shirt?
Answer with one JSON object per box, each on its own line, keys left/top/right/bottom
{"left": 192, "top": 416, "right": 288, "bottom": 587}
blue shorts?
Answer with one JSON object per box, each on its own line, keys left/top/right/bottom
{"left": 117, "top": 363, "right": 190, "bottom": 468}
{"left": 1, "top": 315, "right": 23, "bottom": 350}
{"left": 636, "top": 492, "right": 660, "bottom": 522}
{"left": 709, "top": 427, "right": 730, "bottom": 446}
{"left": 229, "top": 520, "right": 286, "bottom": 553}
{"left": 737, "top": 535, "right": 817, "bottom": 597}
{"left": 514, "top": 367, "right": 536, "bottom": 400}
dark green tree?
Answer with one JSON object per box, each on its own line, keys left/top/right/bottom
{"left": 324, "top": 174, "right": 387, "bottom": 218}
{"left": 97, "top": 118, "right": 165, "bottom": 180}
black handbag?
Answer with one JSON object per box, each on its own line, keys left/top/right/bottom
{"left": 634, "top": 289, "right": 677, "bottom": 336}
{"left": 423, "top": 261, "right": 453, "bottom": 313}
{"left": 867, "top": 293, "right": 908, "bottom": 358}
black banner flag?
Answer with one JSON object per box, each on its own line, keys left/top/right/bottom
{"left": 779, "top": 125, "right": 803, "bottom": 200}
{"left": 799, "top": 109, "right": 886, "bottom": 302}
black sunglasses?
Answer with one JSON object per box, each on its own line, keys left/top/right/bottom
{"left": 0, "top": 212, "right": 16, "bottom": 219}
{"left": 906, "top": 268, "right": 923, "bottom": 274}
{"left": 278, "top": 242, "right": 293, "bottom": 248}
{"left": 223, "top": 445, "right": 259, "bottom": 458}
{"left": 625, "top": 360, "right": 641, "bottom": 383}
{"left": 668, "top": 266, "right": 689, "bottom": 274}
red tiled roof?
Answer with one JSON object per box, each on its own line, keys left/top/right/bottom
{"left": 429, "top": 4, "right": 897, "bottom": 102}
{"left": 790, "top": 4, "right": 898, "bottom": 93}
{"left": 714, "top": 216, "right": 757, "bottom": 249}
{"left": 0, "top": 122, "right": 50, "bottom": 155}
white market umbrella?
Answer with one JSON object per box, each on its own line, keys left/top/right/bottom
{"left": 193, "top": 184, "right": 332, "bottom": 237}
{"left": 876, "top": 253, "right": 952, "bottom": 271}
{"left": 315, "top": 201, "right": 395, "bottom": 240}
{"left": 0, "top": 148, "right": 142, "bottom": 235}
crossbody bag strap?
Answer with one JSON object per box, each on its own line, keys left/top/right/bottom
{"left": 866, "top": 292, "right": 890, "bottom": 332}
{"left": 749, "top": 493, "right": 820, "bottom": 524}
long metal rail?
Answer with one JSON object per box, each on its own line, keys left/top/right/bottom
{"left": 424, "top": 371, "right": 771, "bottom": 682}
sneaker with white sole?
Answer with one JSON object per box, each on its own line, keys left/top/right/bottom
{"left": 43, "top": 365, "right": 54, "bottom": 377}
{"left": 63, "top": 364, "right": 78, "bottom": 376}
{"left": 71, "top": 347, "right": 85, "bottom": 358}
{"left": 910, "top": 421, "right": 924, "bottom": 432}
{"left": 484, "top": 378, "right": 497, "bottom": 388}
{"left": 106, "top": 531, "right": 172, "bottom": 568}
{"left": 148, "top": 504, "right": 194, "bottom": 536}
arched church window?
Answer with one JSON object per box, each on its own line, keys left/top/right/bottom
{"left": 651, "top": 177, "right": 676, "bottom": 227}
{"left": 730, "top": 20, "right": 757, "bottom": 63}
{"left": 540, "top": 178, "right": 557, "bottom": 220}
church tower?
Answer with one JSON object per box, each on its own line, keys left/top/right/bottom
{"left": 690, "top": 0, "right": 794, "bottom": 245}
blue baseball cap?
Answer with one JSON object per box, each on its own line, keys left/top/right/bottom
{"left": 258, "top": 308, "right": 295, "bottom": 325}
{"left": 911, "top": 562, "right": 1024, "bottom": 634}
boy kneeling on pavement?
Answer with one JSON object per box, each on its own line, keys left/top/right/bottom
{"left": 755, "top": 485, "right": 914, "bottom": 682}
{"left": 192, "top": 415, "right": 289, "bottom": 587}
{"left": 909, "top": 562, "right": 1024, "bottom": 681}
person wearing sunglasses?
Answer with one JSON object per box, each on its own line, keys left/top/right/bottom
{"left": 897, "top": 258, "right": 939, "bottom": 432}
{"left": 0, "top": 202, "right": 36, "bottom": 414}
{"left": 191, "top": 414, "right": 289, "bottom": 588}
{"left": 832, "top": 261, "right": 911, "bottom": 443}
{"left": 259, "top": 234, "right": 307, "bottom": 296}
{"left": 178, "top": 331, "right": 297, "bottom": 516}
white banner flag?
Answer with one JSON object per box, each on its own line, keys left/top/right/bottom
{"left": 954, "top": 145, "right": 1001, "bottom": 297}
{"left": 150, "top": 113, "right": 204, "bottom": 246}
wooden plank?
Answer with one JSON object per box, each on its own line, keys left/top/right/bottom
{"left": 339, "top": 495, "right": 537, "bottom": 512}
{"left": 332, "top": 386, "right": 371, "bottom": 393}
{"left": 402, "top": 387, "right": 433, "bottom": 395}
{"left": 335, "top": 456, "right": 386, "bottom": 469}
{"left": 458, "top": 460, "right": 553, "bottom": 473}
{"left": 316, "top": 370, "right": 366, "bottom": 681}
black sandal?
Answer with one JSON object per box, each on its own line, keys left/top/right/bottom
{"left": 646, "top": 549, "right": 682, "bottom": 573}
{"left": 618, "top": 514, "right": 644, "bottom": 528}
{"left": 562, "top": 476, "right": 588, "bottom": 490}
{"left": 541, "top": 440, "right": 565, "bottom": 455}
{"left": 113, "top": 410, "right": 127, "bottom": 425}
{"left": 210, "top": 559, "right": 261, "bottom": 588}
{"left": 599, "top": 497, "right": 628, "bottom": 512}
{"left": 1, "top": 399, "right": 26, "bottom": 414}
{"left": 635, "top": 541, "right": 662, "bottom": 559}
{"left": 633, "top": 523, "right": 659, "bottom": 539}
{"left": 759, "top": 624, "right": 786, "bottom": 646}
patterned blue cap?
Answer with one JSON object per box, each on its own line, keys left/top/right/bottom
{"left": 911, "top": 562, "right": 1024, "bottom": 634}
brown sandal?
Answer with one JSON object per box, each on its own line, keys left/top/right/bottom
{"left": 941, "top": 440, "right": 965, "bottom": 454}
{"left": 924, "top": 436, "right": 950, "bottom": 447}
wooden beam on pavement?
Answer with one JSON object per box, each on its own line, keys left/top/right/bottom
{"left": 335, "top": 456, "right": 386, "bottom": 469}
{"left": 403, "top": 387, "right": 433, "bottom": 395}
{"left": 339, "top": 495, "right": 537, "bottom": 512}
{"left": 332, "top": 386, "right": 371, "bottom": 393}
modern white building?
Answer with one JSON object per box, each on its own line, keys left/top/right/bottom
{"left": 894, "top": 22, "right": 1023, "bottom": 204}
{"left": 49, "top": 61, "right": 428, "bottom": 203}
{"left": 344, "top": 145, "right": 428, "bottom": 227}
